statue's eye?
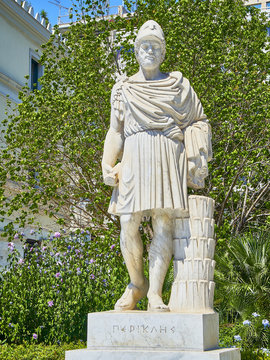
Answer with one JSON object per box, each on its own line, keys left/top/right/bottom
{"left": 141, "top": 44, "right": 148, "bottom": 50}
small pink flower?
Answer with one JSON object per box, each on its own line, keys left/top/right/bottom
{"left": 8, "top": 242, "right": 14, "bottom": 251}
{"left": 55, "top": 272, "right": 61, "bottom": 278}
{"left": 48, "top": 300, "right": 54, "bottom": 307}
{"left": 110, "top": 244, "right": 115, "bottom": 250}
{"left": 90, "top": 274, "right": 95, "bottom": 279}
{"left": 18, "top": 258, "right": 24, "bottom": 265}
{"left": 53, "top": 232, "right": 61, "bottom": 238}
{"left": 33, "top": 333, "right": 38, "bottom": 339}
{"left": 14, "top": 233, "right": 19, "bottom": 239}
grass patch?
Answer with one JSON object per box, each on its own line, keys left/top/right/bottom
{"left": 0, "top": 342, "right": 85, "bottom": 360}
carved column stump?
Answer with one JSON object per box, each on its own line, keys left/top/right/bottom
{"left": 169, "top": 195, "right": 216, "bottom": 313}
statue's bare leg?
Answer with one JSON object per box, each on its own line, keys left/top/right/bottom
{"left": 147, "top": 210, "right": 173, "bottom": 312}
{"left": 114, "top": 212, "right": 149, "bottom": 311}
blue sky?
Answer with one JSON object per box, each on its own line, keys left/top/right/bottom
{"left": 29, "top": 0, "right": 123, "bottom": 26}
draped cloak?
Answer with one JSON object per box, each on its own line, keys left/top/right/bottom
{"left": 108, "top": 71, "right": 212, "bottom": 216}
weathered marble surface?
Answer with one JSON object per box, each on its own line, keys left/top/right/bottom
{"left": 66, "top": 19, "right": 241, "bottom": 360}
{"left": 86, "top": 311, "right": 218, "bottom": 351}
{"left": 66, "top": 347, "right": 241, "bottom": 360}
{"left": 102, "top": 19, "right": 212, "bottom": 312}
{"left": 169, "top": 196, "right": 216, "bottom": 312}
{"left": 65, "top": 311, "right": 240, "bottom": 360}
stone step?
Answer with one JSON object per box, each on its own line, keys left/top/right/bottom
{"left": 66, "top": 347, "right": 241, "bottom": 360}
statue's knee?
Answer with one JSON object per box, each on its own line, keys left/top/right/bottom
{"left": 153, "top": 220, "right": 173, "bottom": 238}
{"left": 150, "top": 237, "right": 172, "bottom": 255}
{"left": 120, "top": 214, "right": 140, "bottom": 233}
{"left": 152, "top": 211, "right": 172, "bottom": 228}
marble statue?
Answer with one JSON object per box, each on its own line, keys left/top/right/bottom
{"left": 67, "top": 19, "right": 241, "bottom": 360}
{"left": 102, "top": 20, "right": 212, "bottom": 312}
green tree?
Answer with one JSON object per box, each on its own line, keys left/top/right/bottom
{"left": 0, "top": 0, "right": 269, "bottom": 241}
{"left": 1, "top": 3, "right": 118, "bottom": 238}
{"left": 128, "top": 0, "right": 270, "bottom": 239}
{"left": 40, "top": 9, "right": 49, "bottom": 26}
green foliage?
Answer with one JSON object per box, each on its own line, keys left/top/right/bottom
{"left": 162, "top": 259, "right": 174, "bottom": 305}
{"left": 240, "top": 352, "right": 270, "bottom": 360}
{"left": 122, "top": 0, "right": 270, "bottom": 237}
{"left": 0, "top": 0, "right": 269, "bottom": 241}
{"left": 40, "top": 10, "right": 49, "bottom": 26}
{"left": 215, "top": 231, "right": 270, "bottom": 321}
{"left": 0, "top": 342, "right": 85, "bottom": 360}
{"left": 0, "top": 231, "right": 129, "bottom": 344}
{"left": 219, "top": 317, "right": 270, "bottom": 359}
{"left": 1, "top": 2, "right": 120, "bottom": 237}
{"left": 0, "top": 0, "right": 269, "bottom": 348}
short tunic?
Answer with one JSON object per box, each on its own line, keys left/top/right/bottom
{"left": 108, "top": 71, "right": 212, "bottom": 216}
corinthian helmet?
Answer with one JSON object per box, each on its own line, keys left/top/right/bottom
{"left": 134, "top": 20, "right": 166, "bottom": 63}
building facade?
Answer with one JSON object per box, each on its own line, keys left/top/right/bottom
{"left": 245, "top": 0, "right": 270, "bottom": 10}
{"left": 245, "top": 0, "right": 270, "bottom": 35}
{"left": 0, "top": 0, "right": 57, "bottom": 266}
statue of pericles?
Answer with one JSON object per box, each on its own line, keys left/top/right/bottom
{"left": 102, "top": 20, "right": 212, "bottom": 312}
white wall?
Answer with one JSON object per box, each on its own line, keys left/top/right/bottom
{"left": 0, "top": 0, "right": 55, "bottom": 267}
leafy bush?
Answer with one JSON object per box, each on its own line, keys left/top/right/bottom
{"left": 0, "top": 0, "right": 269, "bottom": 240}
{"left": 215, "top": 231, "right": 270, "bottom": 321}
{"left": 0, "top": 342, "right": 85, "bottom": 360}
{"left": 219, "top": 314, "right": 270, "bottom": 359}
{"left": 0, "top": 230, "right": 131, "bottom": 344}
{"left": 240, "top": 351, "right": 270, "bottom": 360}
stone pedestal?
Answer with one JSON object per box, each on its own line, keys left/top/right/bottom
{"left": 87, "top": 311, "right": 219, "bottom": 351}
{"left": 65, "top": 311, "right": 240, "bottom": 360}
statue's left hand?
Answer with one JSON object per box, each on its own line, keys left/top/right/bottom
{"left": 102, "top": 163, "right": 121, "bottom": 187}
{"left": 195, "top": 166, "right": 208, "bottom": 179}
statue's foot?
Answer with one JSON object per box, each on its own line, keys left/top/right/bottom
{"left": 114, "top": 278, "right": 149, "bottom": 311}
{"left": 147, "top": 294, "right": 170, "bottom": 312}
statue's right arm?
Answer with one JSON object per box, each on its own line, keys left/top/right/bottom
{"left": 102, "top": 85, "right": 124, "bottom": 186}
